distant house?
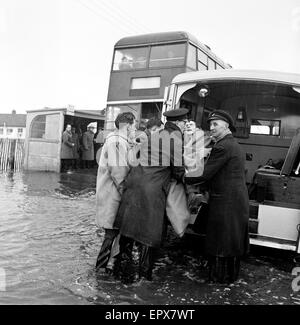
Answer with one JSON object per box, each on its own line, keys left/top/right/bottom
{"left": 0, "top": 110, "right": 26, "bottom": 139}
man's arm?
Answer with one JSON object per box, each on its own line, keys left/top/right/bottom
{"left": 185, "top": 145, "right": 228, "bottom": 185}
{"left": 107, "top": 140, "right": 130, "bottom": 195}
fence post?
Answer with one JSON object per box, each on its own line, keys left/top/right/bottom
{"left": 9, "top": 139, "right": 16, "bottom": 170}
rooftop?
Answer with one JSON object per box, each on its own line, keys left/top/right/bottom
{"left": 0, "top": 113, "right": 26, "bottom": 127}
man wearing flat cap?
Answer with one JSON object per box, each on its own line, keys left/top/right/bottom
{"left": 114, "top": 108, "right": 188, "bottom": 282}
{"left": 185, "top": 109, "right": 249, "bottom": 284}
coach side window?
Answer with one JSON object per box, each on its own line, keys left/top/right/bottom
{"left": 197, "top": 49, "right": 208, "bottom": 70}
{"left": 187, "top": 44, "right": 197, "bottom": 70}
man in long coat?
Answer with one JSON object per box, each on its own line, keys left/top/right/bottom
{"left": 71, "top": 126, "right": 80, "bottom": 169}
{"left": 114, "top": 109, "right": 188, "bottom": 281}
{"left": 82, "top": 123, "right": 96, "bottom": 168}
{"left": 95, "top": 112, "right": 136, "bottom": 272}
{"left": 185, "top": 110, "right": 249, "bottom": 284}
{"left": 61, "top": 124, "right": 74, "bottom": 172}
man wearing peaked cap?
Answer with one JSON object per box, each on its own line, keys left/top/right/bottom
{"left": 185, "top": 108, "right": 249, "bottom": 284}
{"left": 163, "top": 108, "right": 189, "bottom": 122}
{"left": 207, "top": 110, "right": 236, "bottom": 132}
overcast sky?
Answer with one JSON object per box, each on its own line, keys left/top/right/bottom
{"left": 0, "top": 0, "right": 299, "bottom": 114}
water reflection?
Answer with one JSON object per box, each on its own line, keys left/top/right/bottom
{"left": 0, "top": 170, "right": 98, "bottom": 305}
{"left": 0, "top": 170, "right": 298, "bottom": 305}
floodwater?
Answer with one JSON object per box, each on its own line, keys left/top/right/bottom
{"left": 0, "top": 170, "right": 299, "bottom": 305}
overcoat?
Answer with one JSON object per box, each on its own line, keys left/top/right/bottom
{"left": 115, "top": 122, "right": 185, "bottom": 248}
{"left": 71, "top": 133, "right": 80, "bottom": 159}
{"left": 61, "top": 130, "right": 74, "bottom": 159}
{"left": 185, "top": 134, "right": 249, "bottom": 257}
{"left": 82, "top": 130, "right": 94, "bottom": 161}
{"left": 95, "top": 131, "right": 131, "bottom": 229}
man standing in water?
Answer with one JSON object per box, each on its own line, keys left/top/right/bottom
{"left": 95, "top": 112, "right": 136, "bottom": 273}
{"left": 185, "top": 110, "right": 249, "bottom": 284}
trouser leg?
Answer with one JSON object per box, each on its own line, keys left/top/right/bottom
{"left": 208, "top": 256, "right": 226, "bottom": 283}
{"left": 72, "top": 159, "right": 78, "bottom": 169}
{"left": 227, "top": 256, "right": 241, "bottom": 283}
{"left": 138, "top": 243, "right": 155, "bottom": 281}
{"left": 95, "top": 229, "right": 119, "bottom": 270}
{"left": 208, "top": 256, "right": 240, "bottom": 283}
{"left": 114, "top": 236, "right": 134, "bottom": 280}
{"left": 61, "top": 159, "right": 71, "bottom": 171}
{"left": 61, "top": 159, "right": 65, "bottom": 172}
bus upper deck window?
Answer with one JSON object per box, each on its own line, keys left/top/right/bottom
{"left": 113, "top": 47, "right": 148, "bottom": 71}
{"left": 149, "top": 43, "right": 185, "bottom": 68}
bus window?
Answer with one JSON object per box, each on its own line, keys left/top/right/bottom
{"left": 141, "top": 102, "right": 162, "bottom": 120}
{"left": 187, "top": 44, "right": 197, "bottom": 70}
{"left": 149, "top": 43, "right": 185, "bottom": 68}
{"left": 198, "top": 61, "right": 208, "bottom": 71}
{"left": 250, "top": 119, "right": 281, "bottom": 136}
{"left": 197, "top": 49, "right": 208, "bottom": 68}
{"left": 106, "top": 104, "right": 139, "bottom": 130}
{"left": 208, "top": 57, "right": 215, "bottom": 70}
{"left": 113, "top": 47, "right": 148, "bottom": 70}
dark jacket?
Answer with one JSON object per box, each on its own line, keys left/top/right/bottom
{"left": 185, "top": 134, "right": 249, "bottom": 257}
{"left": 115, "top": 122, "right": 185, "bottom": 248}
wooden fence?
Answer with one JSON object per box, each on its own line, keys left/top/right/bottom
{"left": 0, "top": 138, "right": 25, "bottom": 172}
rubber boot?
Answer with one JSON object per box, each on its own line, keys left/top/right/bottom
{"left": 138, "top": 244, "right": 155, "bottom": 281}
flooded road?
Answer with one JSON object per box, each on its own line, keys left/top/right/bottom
{"left": 0, "top": 170, "right": 299, "bottom": 305}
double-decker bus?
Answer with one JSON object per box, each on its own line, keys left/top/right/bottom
{"left": 163, "top": 69, "right": 300, "bottom": 257}
{"left": 104, "top": 31, "right": 231, "bottom": 131}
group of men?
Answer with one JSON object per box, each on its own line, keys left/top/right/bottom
{"left": 61, "top": 123, "right": 104, "bottom": 172}
{"left": 95, "top": 108, "right": 249, "bottom": 285}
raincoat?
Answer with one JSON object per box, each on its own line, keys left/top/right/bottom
{"left": 61, "top": 130, "right": 74, "bottom": 159}
{"left": 95, "top": 131, "right": 131, "bottom": 229}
